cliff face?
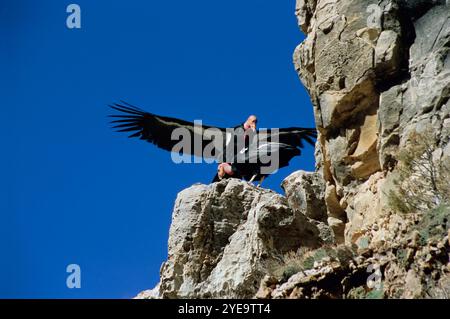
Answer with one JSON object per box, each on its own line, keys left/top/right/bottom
{"left": 294, "top": 0, "right": 450, "bottom": 245}
{"left": 137, "top": 0, "right": 450, "bottom": 299}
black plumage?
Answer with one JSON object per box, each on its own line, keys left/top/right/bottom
{"left": 109, "top": 101, "right": 228, "bottom": 159}
{"left": 109, "top": 102, "right": 317, "bottom": 183}
{"left": 212, "top": 142, "right": 302, "bottom": 183}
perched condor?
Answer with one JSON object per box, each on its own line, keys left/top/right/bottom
{"left": 109, "top": 101, "right": 316, "bottom": 186}
{"left": 212, "top": 142, "right": 303, "bottom": 185}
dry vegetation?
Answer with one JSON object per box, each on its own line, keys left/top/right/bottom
{"left": 388, "top": 130, "right": 450, "bottom": 214}
{"left": 265, "top": 245, "right": 354, "bottom": 283}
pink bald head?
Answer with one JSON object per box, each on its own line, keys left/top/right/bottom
{"left": 244, "top": 115, "right": 257, "bottom": 131}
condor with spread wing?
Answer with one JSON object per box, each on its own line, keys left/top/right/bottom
{"left": 109, "top": 102, "right": 316, "bottom": 185}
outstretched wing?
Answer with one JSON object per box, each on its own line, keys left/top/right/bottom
{"left": 259, "top": 127, "right": 317, "bottom": 149}
{"left": 235, "top": 142, "right": 301, "bottom": 170}
{"left": 109, "top": 101, "right": 229, "bottom": 159}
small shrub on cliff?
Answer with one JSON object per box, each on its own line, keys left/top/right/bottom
{"left": 266, "top": 248, "right": 311, "bottom": 283}
{"left": 266, "top": 245, "right": 354, "bottom": 283}
{"left": 346, "top": 285, "right": 384, "bottom": 299}
{"left": 388, "top": 131, "right": 450, "bottom": 214}
{"left": 415, "top": 204, "right": 450, "bottom": 244}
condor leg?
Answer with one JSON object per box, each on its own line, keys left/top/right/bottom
{"left": 248, "top": 174, "right": 257, "bottom": 184}
{"left": 257, "top": 176, "right": 265, "bottom": 188}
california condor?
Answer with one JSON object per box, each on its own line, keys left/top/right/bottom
{"left": 109, "top": 101, "right": 316, "bottom": 186}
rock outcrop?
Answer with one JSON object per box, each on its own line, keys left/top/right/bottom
{"left": 256, "top": 205, "right": 450, "bottom": 299}
{"left": 137, "top": 0, "right": 450, "bottom": 299}
{"left": 140, "top": 178, "right": 330, "bottom": 298}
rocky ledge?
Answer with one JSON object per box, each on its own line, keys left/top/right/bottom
{"left": 137, "top": 174, "right": 331, "bottom": 299}
{"left": 136, "top": 175, "right": 449, "bottom": 299}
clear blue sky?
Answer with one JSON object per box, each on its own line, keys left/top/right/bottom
{"left": 0, "top": 0, "right": 315, "bottom": 298}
